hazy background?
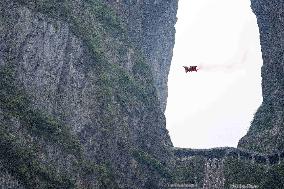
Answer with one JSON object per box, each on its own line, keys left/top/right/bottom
{"left": 165, "top": 0, "right": 263, "bottom": 148}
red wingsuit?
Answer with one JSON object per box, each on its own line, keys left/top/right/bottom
{"left": 183, "top": 66, "right": 198, "bottom": 73}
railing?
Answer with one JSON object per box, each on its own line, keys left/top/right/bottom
{"left": 167, "top": 183, "right": 197, "bottom": 188}
{"left": 172, "top": 147, "right": 284, "bottom": 165}
{"left": 161, "top": 183, "right": 198, "bottom": 189}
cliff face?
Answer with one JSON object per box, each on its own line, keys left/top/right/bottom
{"left": 238, "top": 0, "right": 284, "bottom": 153}
{"left": 107, "top": 0, "right": 177, "bottom": 112}
{"left": 0, "top": 0, "right": 178, "bottom": 188}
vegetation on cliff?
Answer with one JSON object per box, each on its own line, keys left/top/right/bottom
{"left": 132, "top": 149, "right": 172, "bottom": 180}
{"left": 0, "top": 0, "right": 172, "bottom": 187}
{"left": 0, "top": 65, "right": 82, "bottom": 157}
{"left": 172, "top": 156, "right": 205, "bottom": 186}
{"left": 15, "top": 0, "right": 125, "bottom": 64}
{"left": 0, "top": 123, "right": 76, "bottom": 188}
{"left": 224, "top": 158, "right": 284, "bottom": 189}
{"left": 0, "top": 62, "right": 121, "bottom": 188}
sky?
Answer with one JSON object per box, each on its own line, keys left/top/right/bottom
{"left": 165, "top": 0, "right": 263, "bottom": 149}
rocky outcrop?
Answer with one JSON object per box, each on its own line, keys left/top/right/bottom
{"left": 238, "top": 0, "right": 284, "bottom": 153}
{"left": 0, "top": 0, "right": 178, "bottom": 188}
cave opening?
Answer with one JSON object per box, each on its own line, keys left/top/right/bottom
{"left": 165, "top": 0, "right": 263, "bottom": 149}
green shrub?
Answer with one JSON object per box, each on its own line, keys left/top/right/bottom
{"left": 224, "top": 157, "right": 266, "bottom": 188}
{"left": 132, "top": 150, "right": 172, "bottom": 179}
{"left": 173, "top": 156, "right": 205, "bottom": 185}
{"left": 260, "top": 163, "right": 284, "bottom": 189}
{"left": 80, "top": 161, "right": 120, "bottom": 189}
{"left": 0, "top": 125, "right": 75, "bottom": 189}
{"left": 249, "top": 103, "right": 274, "bottom": 133}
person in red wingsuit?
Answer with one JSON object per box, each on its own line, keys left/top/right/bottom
{"left": 183, "top": 66, "right": 199, "bottom": 73}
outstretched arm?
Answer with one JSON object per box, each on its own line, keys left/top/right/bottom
{"left": 183, "top": 66, "right": 189, "bottom": 73}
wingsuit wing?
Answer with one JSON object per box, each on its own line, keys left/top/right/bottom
{"left": 183, "top": 66, "right": 189, "bottom": 73}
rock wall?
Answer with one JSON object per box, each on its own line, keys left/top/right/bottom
{"left": 106, "top": 0, "right": 178, "bottom": 111}
{"left": 238, "top": 0, "right": 284, "bottom": 153}
{"left": 0, "top": 160, "right": 24, "bottom": 189}
{"left": 0, "top": 0, "right": 178, "bottom": 188}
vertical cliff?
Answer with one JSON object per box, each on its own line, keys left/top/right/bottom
{"left": 238, "top": 0, "right": 284, "bottom": 153}
{"left": 236, "top": 1, "right": 284, "bottom": 186}
{"left": 0, "top": 0, "right": 178, "bottom": 188}
{"left": 106, "top": 0, "right": 178, "bottom": 112}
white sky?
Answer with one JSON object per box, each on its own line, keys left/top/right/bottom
{"left": 165, "top": 0, "right": 263, "bottom": 149}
